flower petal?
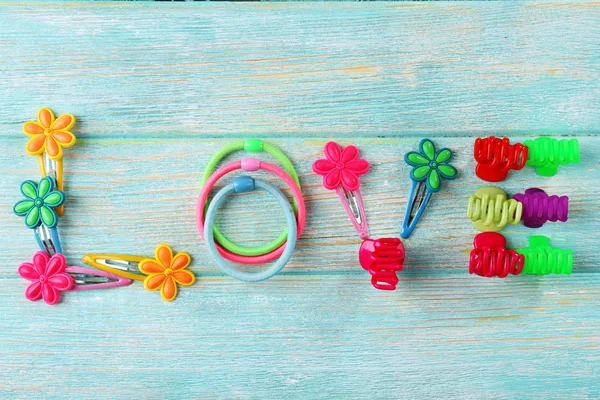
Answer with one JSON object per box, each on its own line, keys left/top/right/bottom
{"left": 24, "top": 121, "right": 44, "bottom": 136}
{"left": 48, "top": 273, "right": 74, "bottom": 291}
{"left": 25, "top": 281, "right": 43, "bottom": 301}
{"left": 13, "top": 200, "right": 34, "bottom": 215}
{"left": 344, "top": 159, "right": 370, "bottom": 176}
{"left": 340, "top": 170, "right": 360, "bottom": 191}
{"left": 438, "top": 165, "right": 457, "bottom": 179}
{"left": 25, "top": 206, "right": 41, "bottom": 228}
{"left": 33, "top": 251, "right": 49, "bottom": 275}
{"left": 406, "top": 152, "right": 429, "bottom": 166}
{"left": 435, "top": 149, "right": 452, "bottom": 164}
{"left": 156, "top": 245, "right": 173, "bottom": 269}
{"left": 411, "top": 165, "right": 431, "bottom": 180}
{"left": 52, "top": 114, "right": 75, "bottom": 131}
{"left": 173, "top": 270, "right": 195, "bottom": 286}
{"left": 323, "top": 169, "right": 341, "bottom": 190}
{"left": 45, "top": 136, "right": 62, "bottom": 159}
{"left": 324, "top": 141, "right": 341, "bottom": 163}
{"left": 20, "top": 181, "right": 38, "bottom": 199}
{"left": 340, "top": 145, "right": 359, "bottom": 163}
{"left": 18, "top": 263, "right": 40, "bottom": 281}
{"left": 161, "top": 277, "right": 177, "bottom": 301}
{"left": 52, "top": 131, "right": 76, "bottom": 147}
{"left": 42, "top": 283, "right": 60, "bottom": 305}
{"left": 26, "top": 135, "right": 47, "bottom": 155}
{"left": 428, "top": 169, "right": 441, "bottom": 191}
{"left": 312, "top": 159, "right": 336, "bottom": 176}
{"left": 144, "top": 273, "right": 166, "bottom": 291}
{"left": 38, "top": 177, "right": 52, "bottom": 198}
{"left": 421, "top": 139, "right": 435, "bottom": 161}
{"left": 38, "top": 108, "right": 54, "bottom": 128}
{"left": 139, "top": 260, "right": 165, "bottom": 275}
{"left": 40, "top": 206, "right": 57, "bottom": 227}
{"left": 46, "top": 254, "right": 66, "bottom": 276}
{"left": 43, "top": 192, "right": 64, "bottom": 207}
{"left": 171, "top": 253, "right": 191, "bottom": 271}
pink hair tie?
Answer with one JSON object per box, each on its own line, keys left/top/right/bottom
{"left": 197, "top": 158, "right": 306, "bottom": 264}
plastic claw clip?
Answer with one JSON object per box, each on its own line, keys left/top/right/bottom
{"left": 473, "top": 136, "right": 528, "bottom": 182}
{"left": 359, "top": 238, "right": 405, "bottom": 290}
{"left": 401, "top": 139, "right": 457, "bottom": 239}
{"left": 467, "top": 187, "right": 522, "bottom": 232}
{"left": 512, "top": 188, "right": 568, "bottom": 228}
{"left": 469, "top": 232, "right": 524, "bottom": 278}
{"left": 313, "top": 142, "right": 370, "bottom": 239}
{"left": 524, "top": 137, "right": 579, "bottom": 177}
{"left": 517, "top": 236, "right": 573, "bottom": 275}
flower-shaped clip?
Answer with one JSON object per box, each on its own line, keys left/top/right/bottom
{"left": 23, "top": 107, "right": 76, "bottom": 216}
{"left": 83, "top": 244, "right": 195, "bottom": 302}
{"left": 401, "top": 138, "right": 457, "bottom": 239}
{"left": 18, "top": 252, "right": 132, "bottom": 306}
{"left": 13, "top": 177, "right": 65, "bottom": 255}
{"left": 313, "top": 142, "right": 371, "bottom": 239}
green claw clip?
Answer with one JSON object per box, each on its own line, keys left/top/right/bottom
{"left": 517, "top": 235, "right": 573, "bottom": 275}
{"left": 524, "top": 137, "right": 579, "bottom": 177}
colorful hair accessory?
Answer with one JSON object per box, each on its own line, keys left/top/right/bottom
{"left": 517, "top": 236, "right": 573, "bottom": 275}
{"left": 359, "top": 238, "right": 405, "bottom": 290}
{"left": 204, "top": 177, "right": 297, "bottom": 282}
{"left": 467, "top": 187, "right": 522, "bottom": 232}
{"left": 401, "top": 138, "right": 457, "bottom": 239}
{"left": 524, "top": 137, "right": 579, "bottom": 177}
{"left": 469, "top": 232, "right": 524, "bottom": 278}
{"left": 512, "top": 188, "right": 568, "bottom": 228}
{"left": 13, "top": 177, "right": 65, "bottom": 255}
{"left": 23, "top": 108, "right": 76, "bottom": 216}
{"left": 82, "top": 254, "right": 147, "bottom": 281}
{"left": 474, "top": 136, "right": 528, "bottom": 182}
{"left": 313, "top": 141, "right": 370, "bottom": 239}
{"left": 197, "top": 158, "right": 305, "bottom": 263}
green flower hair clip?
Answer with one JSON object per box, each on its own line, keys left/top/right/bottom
{"left": 13, "top": 177, "right": 64, "bottom": 229}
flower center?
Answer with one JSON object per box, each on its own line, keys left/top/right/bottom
{"left": 43, "top": 128, "right": 54, "bottom": 137}
{"left": 34, "top": 198, "right": 44, "bottom": 207}
{"left": 335, "top": 162, "right": 345, "bottom": 170}
{"left": 430, "top": 161, "right": 438, "bottom": 168}
{"left": 39, "top": 274, "right": 47, "bottom": 283}
{"left": 164, "top": 268, "right": 174, "bottom": 277}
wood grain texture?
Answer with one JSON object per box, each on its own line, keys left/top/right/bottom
{"left": 0, "top": 2, "right": 599, "bottom": 399}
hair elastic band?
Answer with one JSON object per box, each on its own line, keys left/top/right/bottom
{"left": 204, "top": 176, "right": 298, "bottom": 282}
{"left": 197, "top": 158, "right": 305, "bottom": 263}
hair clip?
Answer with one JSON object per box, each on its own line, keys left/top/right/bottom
{"left": 313, "top": 141, "right": 370, "bottom": 239}
{"left": 524, "top": 137, "right": 579, "bottom": 177}
{"left": 18, "top": 252, "right": 132, "bottom": 306}
{"left": 512, "top": 188, "right": 568, "bottom": 228}
{"left": 401, "top": 138, "right": 457, "bottom": 239}
{"left": 517, "top": 236, "right": 573, "bottom": 275}
{"left": 469, "top": 232, "right": 524, "bottom": 278}
{"left": 13, "top": 177, "right": 65, "bottom": 255}
{"left": 359, "top": 238, "right": 405, "bottom": 290}
{"left": 23, "top": 108, "right": 76, "bottom": 216}
{"left": 83, "top": 244, "right": 195, "bottom": 301}
{"left": 474, "top": 136, "right": 528, "bottom": 182}
{"left": 467, "top": 187, "right": 522, "bottom": 232}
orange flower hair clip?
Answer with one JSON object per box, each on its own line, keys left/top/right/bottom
{"left": 23, "top": 107, "right": 77, "bottom": 216}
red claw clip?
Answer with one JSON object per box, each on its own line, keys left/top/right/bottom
{"left": 474, "top": 136, "right": 528, "bottom": 182}
{"left": 469, "top": 232, "right": 524, "bottom": 278}
{"left": 359, "top": 238, "right": 405, "bottom": 290}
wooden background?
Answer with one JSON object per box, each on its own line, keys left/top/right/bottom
{"left": 0, "top": 2, "right": 599, "bottom": 399}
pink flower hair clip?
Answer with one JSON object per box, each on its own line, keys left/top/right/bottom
{"left": 312, "top": 141, "right": 370, "bottom": 239}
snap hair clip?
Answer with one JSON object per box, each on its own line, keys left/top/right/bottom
{"left": 23, "top": 107, "right": 76, "bottom": 216}
{"left": 517, "top": 236, "right": 573, "bottom": 275}
{"left": 474, "top": 136, "right": 528, "bottom": 182}
{"left": 204, "top": 176, "right": 298, "bottom": 282}
{"left": 524, "top": 137, "right": 579, "bottom": 177}
{"left": 18, "top": 252, "right": 132, "bottom": 306}
{"left": 401, "top": 138, "right": 457, "bottom": 239}
{"left": 469, "top": 232, "right": 524, "bottom": 278}
{"left": 83, "top": 244, "right": 195, "bottom": 301}
{"left": 359, "top": 238, "right": 405, "bottom": 290}
{"left": 512, "top": 188, "right": 568, "bottom": 228}
{"left": 13, "top": 177, "right": 65, "bottom": 255}
{"left": 467, "top": 186, "right": 522, "bottom": 232}
{"left": 313, "top": 141, "right": 370, "bottom": 239}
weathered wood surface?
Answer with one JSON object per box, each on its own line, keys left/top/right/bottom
{"left": 0, "top": 2, "right": 598, "bottom": 399}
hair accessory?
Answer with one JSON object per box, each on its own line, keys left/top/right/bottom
{"left": 517, "top": 236, "right": 573, "bottom": 275}
{"left": 23, "top": 108, "right": 76, "bottom": 216}
{"left": 204, "top": 177, "right": 297, "bottom": 282}
{"left": 524, "top": 137, "right": 579, "bottom": 177}
{"left": 13, "top": 177, "right": 65, "bottom": 255}
{"left": 82, "top": 254, "right": 147, "bottom": 281}
{"left": 313, "top": 141, "right": 370, "bottom": 239}
{"left": 469, "top": 232, "right": 524, "bottom": 278}
{"left": 359, "top": 238, "right": 405, "bottom": 290}
{"left": 467, "top": 187, "right": 522, "bottom": 232}
{"left": 512, "top": 188, "right": 568, "bottom": 228}
{"left": 474, "top": 136, "right": 528, "bottom": 182}
{"left": 197, "top": 158, "right": 305, "bottom": 262}
{"left": 401, "top": 138, "right": 457, "bottom": 239}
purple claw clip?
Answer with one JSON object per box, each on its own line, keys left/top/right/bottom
{"left": 513, "top": 188, "right": 568, "bottom": 228}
